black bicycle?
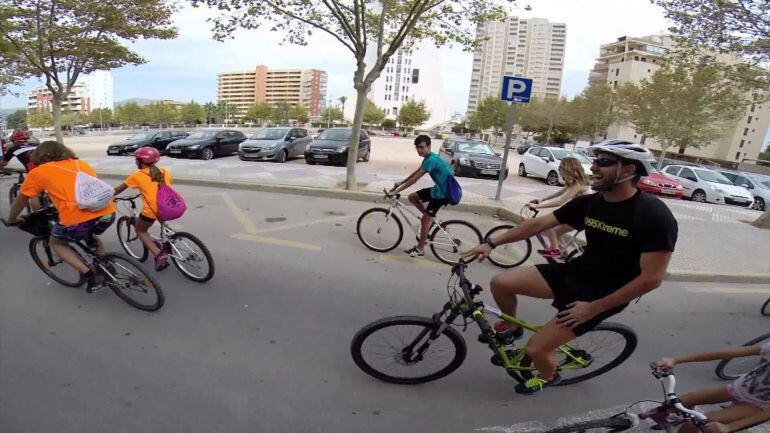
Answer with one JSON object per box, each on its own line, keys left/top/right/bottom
{"left": 762, "top": 297, "right": 769, "bottom": 317}
{"left": 714, "top": 333, "right": 770, "bottom": 380}
{"left": 3, "top": 208, "right": 164, "bottom": 311}
{"left": 2, "top": 170, "right": 52, "bottom": 213}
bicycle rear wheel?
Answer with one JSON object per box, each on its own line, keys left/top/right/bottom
{"left": 484, "top": 225, "right": 532, "bottom": 268}
{"left": 99, "top": 253, "right": 164, "bottom": 311}
{"left": 554, "top": 322, "right": 638, "bottom": 386}
{"left": 715, "top": 333, "right": 770, "bottom": 380}
{"left": 169, "top": 232, "right": 215, "bottom": 282}
{"left": 429, "top": 220, "right": 482, "bottom": 265}
{"left": 116, "top": 216, "right": 148, "bottom": 262}
{"left": 29, "top": 236, "right": 85, "bottom": 287}
{"left": 350, "top": 315, "right": 467, "bottom": 384}
{"left": 356, "top": 208, "right": 403, "bottom": 252}
{"left": 762, "top": 297, "right": 770, "bottom": 317}
{"left": 542, "top": 414, "right": 636, "bottom": 433}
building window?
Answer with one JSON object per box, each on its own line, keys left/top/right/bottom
{"left": 747, "top": 116, "right": 752, "bottom": 124}
{"left": 735, "top": 152, "right": 741, "bottom": 160}
{"left": 750, "top": 104, "right": 755, "bottom": 112}
{"left": 743, "top": 128, "right": 749, "bottom": 136}
{"left": 615, "top": 69, "right": 619, "bottom": 76}
{"left": 613, "top": 81, "right": 618, "bottom": 89}
{"left": 740, "top": 139, "right": 745, "bottom": 148}
{"left": 640, "top": 135, "right": 647, "bottom": 144}
{"left": 634, "top": 56, "right": 639, "bottom": 61}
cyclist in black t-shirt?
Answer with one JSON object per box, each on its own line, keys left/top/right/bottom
{"left": 0, "top": 130, "right": 37, "bottom": 172}
{"left": 464, "top": 139, "right": 678, "bottom": 395}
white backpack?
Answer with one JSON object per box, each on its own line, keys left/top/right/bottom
{"left": 55, "top": 160, "right": 114, "bottom": 212}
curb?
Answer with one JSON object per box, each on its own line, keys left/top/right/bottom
{"left": 665, "top": 271, "right": 770, "bottom": 284}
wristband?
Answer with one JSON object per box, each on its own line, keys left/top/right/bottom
{"left": 485, "top": 238, "right": 497, "bottom": 249}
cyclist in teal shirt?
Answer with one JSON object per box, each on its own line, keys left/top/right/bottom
{"left": 391, "top": 135, "right": 455, "bottom": 257}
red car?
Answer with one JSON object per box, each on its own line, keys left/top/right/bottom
{"left": 637, "top": 171, "right": 683, "bottom": 198}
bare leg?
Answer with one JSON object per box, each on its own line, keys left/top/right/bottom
{"left": 418, "top": 213, "right": 431, "bottom": 250}
{"left": 679, "top": 386, "right": 734, "bottom": 407}
{"left": 49, "top": 237, "right": 89, "bottom": 274}
{"left": 553, "top": 224, "right": 573, "bottom": 250}
{"left": 490, "top": 266, "right": 554, "bottom": 331}
{"left": 29, "top": 196, "right": 41, "bottom": 212}
{"left": 525, "top": 317, "right": 576, "bottom": 380}
{"left": 544, "top": 228, "right": 559, "bottom": 248}
{"left": 135, "top": 217, "right": 160, "bottom": 255}
{"left": 677, "top": 401, "right": 761, "bottom": 433}
{"left": 408, "top": 192, "right": 427, "bottom": 215}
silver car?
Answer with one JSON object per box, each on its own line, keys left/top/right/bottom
{"left": 238, "top": 127, "right": 312, "bottom": 163}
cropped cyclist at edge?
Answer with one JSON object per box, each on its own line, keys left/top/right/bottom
{"left": 527, "top": 156, "right": 590, "bottom": 259}
{"left": 390, "top": 135, "right": 455, "bottom": 257}
{"left": 464, "top": 140, "right": 678, "bottom": 395}
{"left": 5, "top": 141, "right": 116, "bottom": 292}
{"left": 0, "top": 130, "right": 41, "bottom": 210}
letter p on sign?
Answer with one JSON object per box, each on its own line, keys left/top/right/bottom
{"left": 500, "top": 76, "right": 533, "bottom": 103}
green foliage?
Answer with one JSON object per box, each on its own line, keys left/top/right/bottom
{"left": 203, "top": 102, "right": 218, "bottom": 124}
{"left": 362, "top": 99, "right": 386, "bottom": 127}
{"left": 381, "top": 118, "right": 396, "bottom": 128}
{"left": 6, "top": 110, "right": 27, "bottom": 129}
{"left": 616, "top": 63, "right": 749, "bottom": 166}
{"left": 178, "top": 101, "right": 205, "bottom": 125}
{"left": 217, "top": 100, "right": 238, "bottom": 123}
{"left": 27, "top": 109, "right": 53, "bottom": 128}
{"left": 86, "top": 108, "right": 113, "bottom": 126}
{"left": 322, "top": 106, "right": 344, "bottom": 125}
{"left": 567, "top": 83, "right": 615, "bottom": 140}
{"left": 290, "top": 104, "right": 309, "bottom": 123}
{"left": 397, "top": 99, "right": 430, "bottom": 129}
{"left": 242, "top": 103, "right": 272, "bottom": 125}
{"left": 115, "top": 102, "right": 146, "bottom": 126}
{"left": 271, "top": 101, "right": 292, "bottom": 124}
{"left": 467, "top": 96, "right": 508, "bottom": 133}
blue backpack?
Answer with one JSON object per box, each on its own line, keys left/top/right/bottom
{"left": 445, "top": 175, "right": 463, "bottom": 205}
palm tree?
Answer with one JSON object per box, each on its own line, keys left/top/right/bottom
{"left": 339, "top": 96, "right": 347, "bottom": 125}
{"left": 203, "top": 102, "right": 217, "bottom": 124}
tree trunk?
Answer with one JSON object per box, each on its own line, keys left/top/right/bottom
{"left": 52, "top": 98, "right": 63, "bottom": 143}
{"left": 678, "top": 146, "right": 686, "bottom": 154}
{"left": 752, "top": 211, "right": 770, "bottom": 229}
{"left": 345, "top": 84, "right": 368, "bottom": 190}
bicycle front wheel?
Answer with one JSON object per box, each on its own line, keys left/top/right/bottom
{"left": 484, "top": 225, "right": 532, "bottom": 268}
{"left": 715, "top": 333, "right": 770, "bottom": 380}
{"left": 555, "top": 322, "right": 638, "bottom": 386}
{"left": 350, "top": 316, "right": 467, "bottom": 384}
{"left": 429, "top": 220, "right": 482, "bottom": 265}
{"left": 116, "top": 216, "right": 148, "bottom": 262}
{"left": 169, "top": 232, "right": 215, "bottom": 282}
{"left": 356, "top": 208, "right": 403, "bottom": 253}
{"left": 762, "top": 297, "right": 770, "bottom": 317}
{"left": 29, "top": 236, "right": 85, "bottom": 287}
{"left": 543, "top": 414, "right": 636, "bottom": 433}
{"left": 99, "top": 253, "right": 164, "bottom": 311}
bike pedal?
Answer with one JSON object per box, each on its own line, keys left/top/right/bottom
{"left": 490, "top": 349, "right": 521, "bottom": 367}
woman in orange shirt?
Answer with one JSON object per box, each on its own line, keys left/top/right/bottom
{"left": 113, "top": 147, "right": 172, "bottom": 271}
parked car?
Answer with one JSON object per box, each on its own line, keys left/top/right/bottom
{"left": 573, "top": 147, "right": 594, "bottom": 161}
{"left": 238, "top": 127, "right": 312, "bottom": 163}
{"left": 438, "top": 139, "right": 507, "bottom": 179}
{"left": 637, "top": 170, "right": 683, "bottom": 199}
{"left": 516, "top": 142, "right": 535, "bottom": 155}
{"left": 715, "top": 169, "right": 770, "bottom": 211}
{"left": 304, "top": 127, "right": 371, "bottom": 166}
{"left": 518, "top": 146, "right": 593, "bottom": 186}
{"left": 165, "top": 129, "right": 247, "bottom": 160}
{"left": 662, "top": 164, "right": 753, "bottom": 207}
{"left": 107, "top": 130, "right": 188, "bottom": 156}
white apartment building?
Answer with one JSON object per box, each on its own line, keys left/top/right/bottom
{"left": 592, "top": 35, "right": 770, "bottom": 163}
{"left": 467, "top": 17, "right": 566, "bottom": 113}
{"left": 27, "top": 70, "right": 114, "bottom": 114}
{"left": 366, "top": 39, "right": 449, "bottom": 127}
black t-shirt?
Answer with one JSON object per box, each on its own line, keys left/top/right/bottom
{"left": 3, "top": 144, "right": 36, "bottom": 171}
{"left": 553, "top": 190, "right": 678, "bottom": 297}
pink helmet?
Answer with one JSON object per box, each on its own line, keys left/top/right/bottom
{"left": 134, "top": 147, "right": 160, "bottom": 164}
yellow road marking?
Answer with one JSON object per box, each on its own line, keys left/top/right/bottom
{"left": 219, "top": 193, "right": 258, "bottom": 234}
{"left": 376, "top": 253, "right": 449, "bottom": 270}
{"left": 252, "top": 214, "right": 355, "bottom": 234}
{"left": 231, "top": 233, "right": 321, "bottom": 251}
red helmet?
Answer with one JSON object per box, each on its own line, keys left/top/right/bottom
{"left": 10, "top": 130, "right": 30, "bottom": 143}
{"left": 134, "top": 147, "right": 160, "bottom": 164}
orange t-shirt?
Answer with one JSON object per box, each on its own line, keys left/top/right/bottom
{"left": 20, "top": 159, "right": 116, "bottom": 226}
{"left": 123, "top": 167, "right": 172, "bottom": 219}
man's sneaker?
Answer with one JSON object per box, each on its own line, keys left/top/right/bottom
{"left": 404, "top": 246, "right": 425, "bottom": 257}
{"left": 154, "top": 252, "right": 170, "bottom": 271}
{"left": 537, "top": 247, "right": 562, "bottom": 259}
{"left": 84, "top": 270, "right": 105, "bottom": 294}
{"left": 478, "top": 321, "right": 524, "bottom": 345}
{"left": 514, "top": 373, "right": 562, "bottom": 395}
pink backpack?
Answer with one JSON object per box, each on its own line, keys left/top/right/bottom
{"left": 146, "top": 170, "right": 186, "bottom": 221}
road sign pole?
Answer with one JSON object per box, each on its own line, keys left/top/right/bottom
{"left": 495, "top": 102, "right": 517, "bottom": 201}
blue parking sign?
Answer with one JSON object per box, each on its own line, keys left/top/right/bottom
{"left": 500, "top": 76, "right": 533, "bottom": 103}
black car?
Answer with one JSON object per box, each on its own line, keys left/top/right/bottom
{"left": 165, "top": 129, "right": 247, "bottom": 160}
{"left": 107, "top": 130, "right": 188, "bottom": 155}
{"left": 439, "top": 139, "right": 508, "bottom": 179}
{"left": 304, "top": 128, "right": 371, "bottom": 166}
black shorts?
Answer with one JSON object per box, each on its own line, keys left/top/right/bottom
{"left": 535, "top": 262, "right": 628, "bottom": 336}
{"left": 416, "top": 188, "right": 450, "bottom": 217}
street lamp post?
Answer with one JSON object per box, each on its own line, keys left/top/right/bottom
{"left": 327, "top": 97, "right": 332, "bottom": 128}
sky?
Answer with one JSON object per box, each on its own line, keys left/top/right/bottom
{"left": 1, "top": 0, "right": 672, "bottom": 112}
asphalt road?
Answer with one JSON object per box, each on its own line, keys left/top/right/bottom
{"left": 0, "top": 182, "right": 766, "bottom": 433}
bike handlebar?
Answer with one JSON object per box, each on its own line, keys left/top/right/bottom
{"left": 114, "top": 194, "right": 141, "bottom": 202}
{"left": 649, "top": 367, "right": 710, "bottom": 424}
{"left": 383, "top": 188, "right": 401, "bottom": 200}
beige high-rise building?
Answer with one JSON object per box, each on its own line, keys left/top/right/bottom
{"left": 592, "top": 35, "right": 770, "bottom": 164}
{"left": 467, "top": 17, "right": 566, "bottom": 113}
{"left": 218, "top": 65, "right": 327, "bottom": 119}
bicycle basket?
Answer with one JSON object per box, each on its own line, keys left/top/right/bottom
{"left": 19, "top": 209, "right": 56, "bottom": 237}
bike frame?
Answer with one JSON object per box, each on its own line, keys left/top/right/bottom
{"left": 382, "top": 192, "right": 460, "bottom": 251}
{"left": 522, "top": 204, "right": 583, "bottom": 260}
{"left": 116, "top": 195, "right": 195, "bottom": 263}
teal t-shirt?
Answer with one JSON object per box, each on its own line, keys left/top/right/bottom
{"left": 420, "top": 152, "right": 454, "bottom": 199}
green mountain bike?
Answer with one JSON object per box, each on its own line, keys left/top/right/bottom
{"left": 351, "top": 261, "right": 638, "bottom": 387}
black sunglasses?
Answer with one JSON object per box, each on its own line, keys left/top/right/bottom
{"left": 593, "top": 157, "right": 620, "bottom": 168}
